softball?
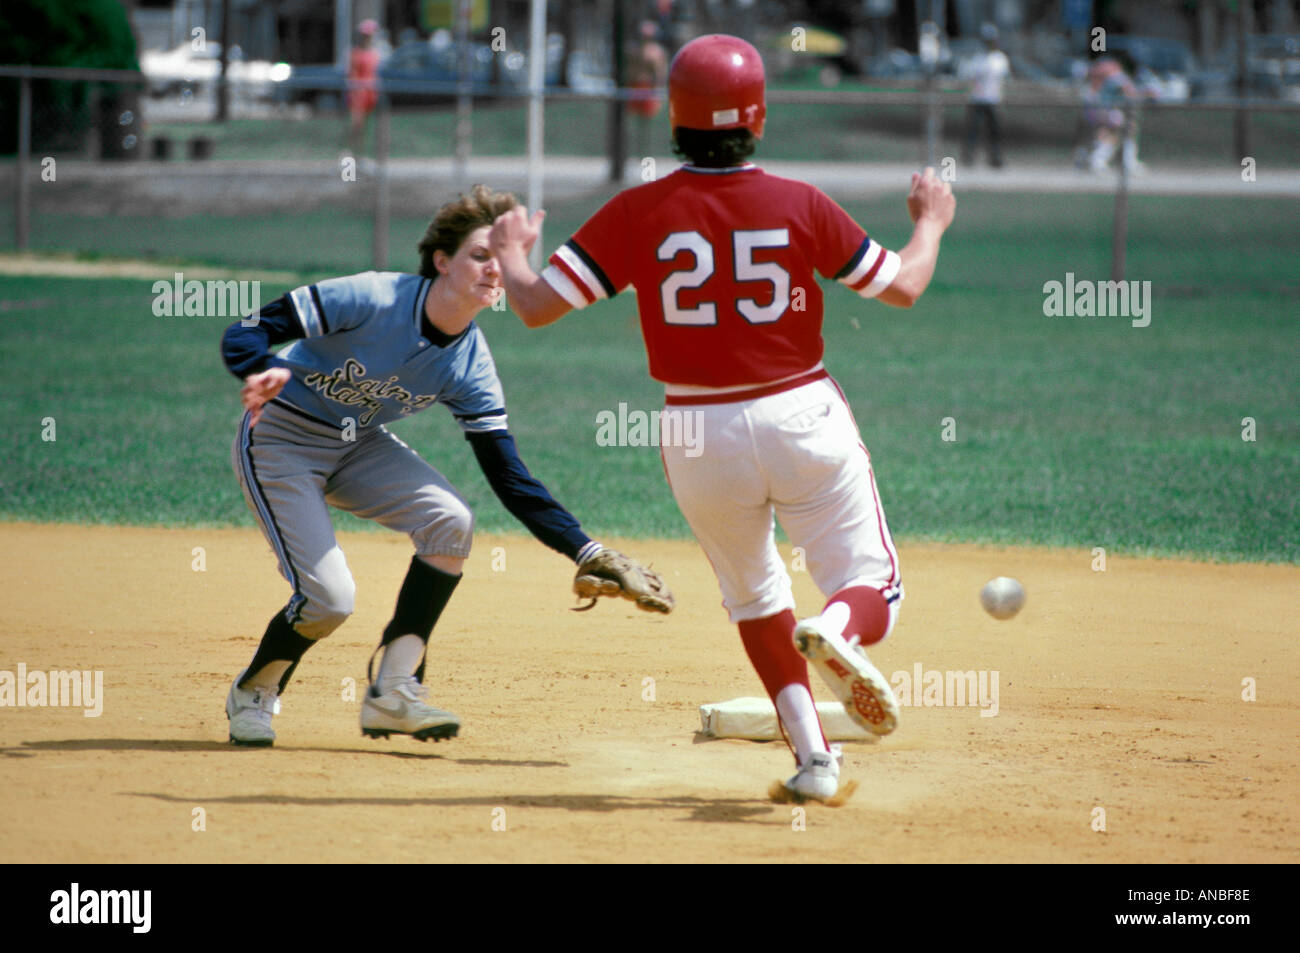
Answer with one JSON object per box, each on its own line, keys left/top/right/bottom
{"left": 980, "top": 576, "right": 1026, "bottom": 620}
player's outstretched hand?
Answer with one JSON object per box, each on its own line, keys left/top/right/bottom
{"left": 907, "top": 167, "right": 956, "bottom": 230}
{"left": 241, "top": 367, "right": 292, "bottom": 427}
{"left": 489, "top": 205, "right": 546, "bottom": 259}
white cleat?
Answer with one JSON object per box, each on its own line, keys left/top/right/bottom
{"left": 794, "top": 617, "right": 899, "bottom": 736}
{"left": 361, "top": 677, "right": 460, "bottom": 742}
{"left": 769, "top": 750, "right": 858, "bottom": 805}
{"left": 225, "top": 668, "right": 279, "bottom": 747}
{"left": 784, "top": 751, "right": 840, "bottom": 802}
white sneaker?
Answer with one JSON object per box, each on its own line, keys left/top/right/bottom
{"left": 225, "top": 668, "right": 279, "bottom": 746}
{"left": 361, "top": 677, "right": 460, "bottom": 742}
{"left": 783, "top": 751, "right": 840, "bottom": 803}
{"left": 794, "top": 617, "right": 899, "bottom": 736}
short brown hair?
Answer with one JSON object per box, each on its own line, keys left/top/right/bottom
{"left": 417, "top": 185, "right": 518, "bottom": 279}
{"left": 672, "top": 127, "right": 757, "bottom": 168}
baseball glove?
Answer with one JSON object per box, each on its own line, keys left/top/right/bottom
{"left": 573, "top": 548, "right": 674, "bottom": 614}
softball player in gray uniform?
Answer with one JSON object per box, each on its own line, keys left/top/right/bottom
{"left": 221, "top": 187, "right": 605, "bottom": 746}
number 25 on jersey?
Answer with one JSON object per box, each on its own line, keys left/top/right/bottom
{"left": 657, "top": 229, "right": 791, "bottom": 326}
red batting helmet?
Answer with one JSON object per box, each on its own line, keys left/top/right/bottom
{"left": 668, "top": 34, "right": 766, "bottom": 139}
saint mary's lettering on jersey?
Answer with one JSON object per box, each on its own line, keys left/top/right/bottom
{"left": 303, "top": 358, "right": 439, "bottom": 426}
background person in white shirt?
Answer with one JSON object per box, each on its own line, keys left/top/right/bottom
{"left": 961, "top": 23, "right": 1010, "bottom": 169}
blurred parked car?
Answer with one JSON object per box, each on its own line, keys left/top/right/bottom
{"left": 1120, "top": 34, "right": 1300, "bottom": 101}
{"left": 274, "top": 62, "right": 348, "bottom": 110}
{"left": 766, "top": 24, "right": 849, "bottom": 84}
{"left": 276, "top": 33, "right": 566, "bottom": 110}
{"left": 864, "top": 48, "right": 925, "bottom": 81}
{"left": 141, "top": 43, "right": 291, "bottom": 100}
{"left": 1248, "top": 34, "right": 1300, "bottom": 98}
{"left": 563, "top": 49, "right": 612, "bottom": 93}
{"left": 385, "top": 35, "right": 506, "bottom": 102}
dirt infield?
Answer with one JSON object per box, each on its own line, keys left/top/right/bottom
{"left": 0, "top": 252, "right": 299, "bottom": 282}
{"left": 1, "top": 522, "right": 1295, "bottom": 863}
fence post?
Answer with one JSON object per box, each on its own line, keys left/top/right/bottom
{"left": 217, "top": 0, "right": 231, "bottom": 122}
{"left": 86, "top": 83, "right": 102, "bottom": 160}
{"left": 608, "top": 0, "right": 626, "bottom": 183}
{"left": 16, "top": 70, "right": 32, "bottom": 251}
{"left": 1110, "top": 102, "right": 1132, "bottom": 282}
{"left": 923, "top": 81, "right": 940, "bottom": 167}
{"left": 1234, "top": 0, "right": 1252, "bottom": 162}
{"left": 372, "top": 94, "right": 390, "bottom": 270}
{"left": 453, "top": 0, "right": 473, "bottom": 188}
{"left": 918, "top": 17, "right": 941, "bottom": 167}
{"left": 526, "top": 0, "right": 546, "bottom": 271}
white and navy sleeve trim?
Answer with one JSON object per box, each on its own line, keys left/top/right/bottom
{"left": 835, "top": 237, "right": 901, "bottom": 299}
{"left": 574, "top": 540, "right": 604, "bottom": 564}
{"left": 454, "top": 407, "right": 509, "bottom": 434}
{"left": 544, "top": 239, "right": 615, "bottom": 309}
{"left": 288, "top": 285, "right": 329, "bottom": 338}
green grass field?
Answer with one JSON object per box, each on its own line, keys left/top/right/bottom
{"left": 137, "top": 96, "right": 1300, "bottom": 169}
{"left": 2, "top": 190, "right": 1297, "bottom": 562}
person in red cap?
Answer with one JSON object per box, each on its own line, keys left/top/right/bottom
{"left": 347, "top": 19, "right": 381, "bottom": 155}
{"left": 489, "top": 34, "right": 955, "bottom": 804}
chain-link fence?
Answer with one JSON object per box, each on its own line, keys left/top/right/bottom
{"left": 4, "top": 64, "right": 1299, "bottom": 279}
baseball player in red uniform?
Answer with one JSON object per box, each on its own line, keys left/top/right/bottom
{"left": 490, "top": 34, "right": 955, "bottom": 803}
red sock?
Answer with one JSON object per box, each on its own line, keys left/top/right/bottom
{"left": 737, "top": 610, "right": 804, "bottom": 698}
{"left": 825, "top": 585, "right": 891, "bottom": 647}
{"left": 737, "top": 610, "right": 828, "bottom": 750}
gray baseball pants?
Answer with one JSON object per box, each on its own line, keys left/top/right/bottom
{"left": 232, "top": 400, "right": 473, "bottom": 639}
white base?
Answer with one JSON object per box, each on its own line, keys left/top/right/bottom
{"left": 699, "top": 696, "right": 877, "bottom": 742}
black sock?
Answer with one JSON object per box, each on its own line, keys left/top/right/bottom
{"left": 375, "top": 557, "right": 462, "bottom": 684}
{"left": 240, "top": 609, "right": 316, "bottom": 695}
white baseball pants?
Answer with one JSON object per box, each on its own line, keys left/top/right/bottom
{"left": 661, "top": 377, "right": 902, "bottom": 624}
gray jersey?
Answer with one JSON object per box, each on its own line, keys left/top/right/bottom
{"left": 274, "top": 272, "right": 507, "bottom": 432}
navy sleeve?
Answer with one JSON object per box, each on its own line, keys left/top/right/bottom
{"left": 465, "top": 428, "right": 592, "bottom": 561}
{"left": 221, "top": 295, "right": 304, "bottom": 379}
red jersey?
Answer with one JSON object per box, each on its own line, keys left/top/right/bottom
{"left": 543, "top": 165, "right": 900, "bottom": 388}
